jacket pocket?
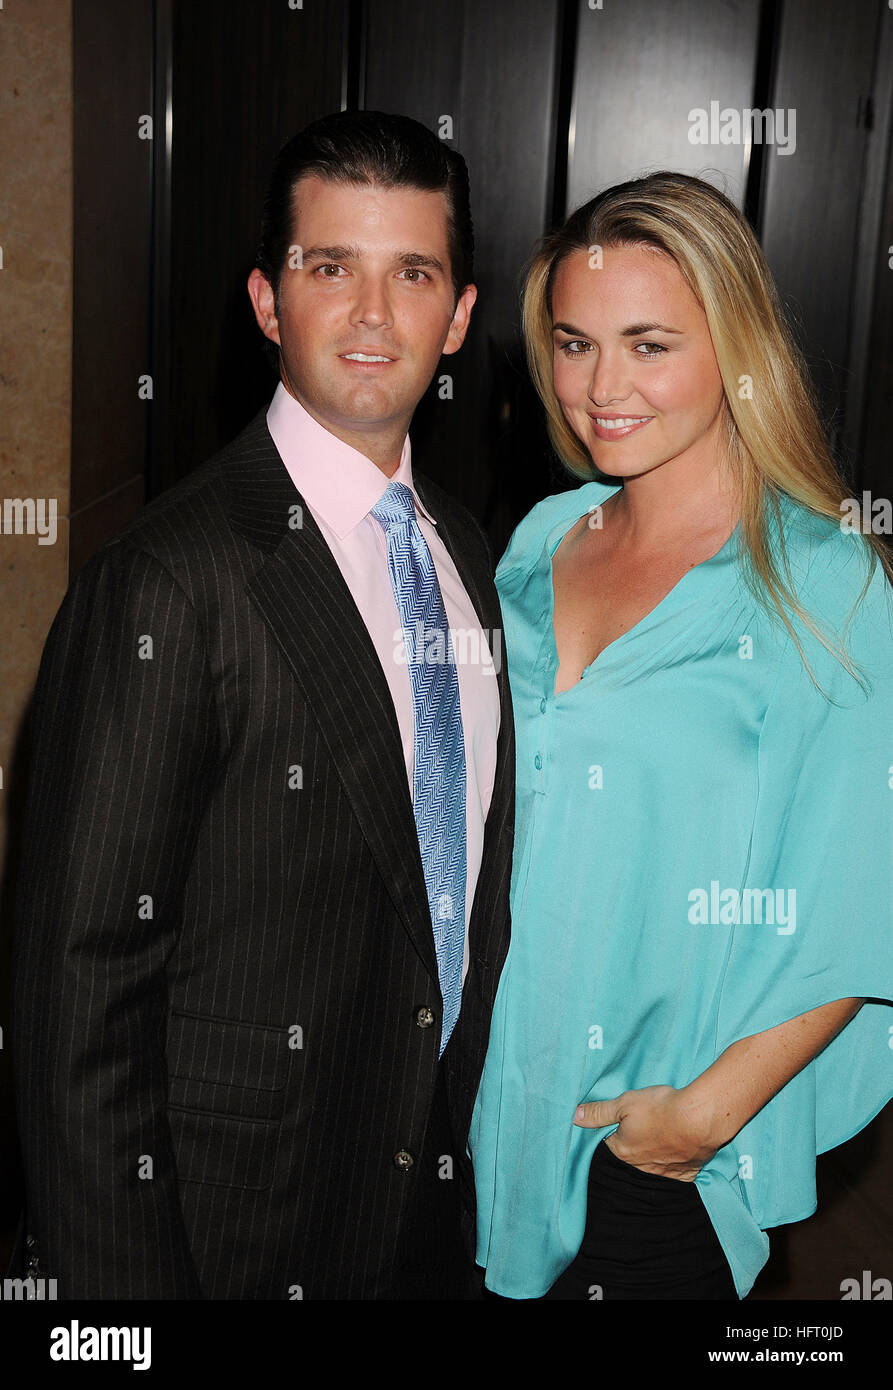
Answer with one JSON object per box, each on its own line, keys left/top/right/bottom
{"left": 166, "top": 1010, "right": 292, "bottom": 1120}
{"left": 166, "top": 1011, "right": 292, "bottom": 1189}
{"left": 167, "top": 1106, "right": 281, "bottom": 1191}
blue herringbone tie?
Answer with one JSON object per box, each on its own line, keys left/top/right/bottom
{"left": 370, "top": 481, "right": 466, "bottom": 1056}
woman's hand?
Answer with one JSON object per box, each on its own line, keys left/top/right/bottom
{"left": 574, "top": 1003, "right": 864, "bottom": 1182}
{"left": 573, "top": 1083, "right": 718, "bottom": 1182}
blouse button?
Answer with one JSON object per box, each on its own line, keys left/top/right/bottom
{"left": 534, "top": 753, "right": 543, "bottom": 770}
{"left": 539, "top": 697, "right": 547, "bottom": 713}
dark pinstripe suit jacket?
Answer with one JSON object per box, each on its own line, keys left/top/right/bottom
{"left": 11, "top": 406, "right": 514, "bottom": 1299}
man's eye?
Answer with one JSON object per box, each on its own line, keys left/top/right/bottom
{"left": 315, "top": 264, "right": 345, "bottom": 278}
{"left": 398, "top": 268, "right": 429, "bottom": 282}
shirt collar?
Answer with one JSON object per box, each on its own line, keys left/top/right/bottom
{"left": 266, "top": 382, "right": 437, "bottom": 541}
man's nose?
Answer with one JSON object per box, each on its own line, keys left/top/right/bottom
{"left": 350, "top": 277, "right": 394, "bottom": 330}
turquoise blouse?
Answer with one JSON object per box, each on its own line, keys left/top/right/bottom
{"left": 469, "top": 480, "right": 893, "bottom": 1299}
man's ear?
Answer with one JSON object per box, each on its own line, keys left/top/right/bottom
{"left": 247, "top": 267, "right": 281, "bottom": 345}
{"left": 442, "top": 283, "right": 477, "bottom": 356}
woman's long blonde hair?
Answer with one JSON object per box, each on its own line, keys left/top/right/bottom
{"left": 521, "top": 171, "right": 891, "bottom": 685}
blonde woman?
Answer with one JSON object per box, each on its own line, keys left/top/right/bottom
{"left": 469, "top": 172, "right": 893, "bottom": 1300}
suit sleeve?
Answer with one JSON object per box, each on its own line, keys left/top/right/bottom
{"left": 12, "top": 540, "right": 220, "bottom": 1297}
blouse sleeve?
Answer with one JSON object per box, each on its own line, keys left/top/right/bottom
{"left": 495, "top": 488, "right": 599, "bottom": 582}
{"left": 713, "top": 528, "right": 893, "bottom": 1156}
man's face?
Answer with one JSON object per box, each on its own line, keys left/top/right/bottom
{"left": 248, "top": 175, "right": 476, "bottom": 462}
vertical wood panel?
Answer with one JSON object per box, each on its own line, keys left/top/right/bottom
{"left": 760, "top": 0, "right": 880, "bottom": 463}
{"left": 158, "top": 0, "right": 348, "bottom": 493}
{"left": 844, "top": 4, "right": 893, "bottom": 489}
{"left": 568, "top": 0, "right": 762, "bottom": 213}
{"left": 861, "top": 85, "right": 893, "bottom": 498}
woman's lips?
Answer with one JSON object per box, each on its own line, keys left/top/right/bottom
{"left": 588, "top": 414, "right": 654, "bottom": 441}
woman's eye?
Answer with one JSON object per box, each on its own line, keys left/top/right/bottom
{"left": 559, "top": 340, "right": 590, "bottom": 357}
{"left": 634, "top": 342, "right": 666, "bottom": 358}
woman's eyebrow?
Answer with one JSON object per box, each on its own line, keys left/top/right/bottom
{"left": 552, "top": 320, "right": 683, "bottom": 336}
{"left": 620, "top": 322, "right": 683, "bottom": 336}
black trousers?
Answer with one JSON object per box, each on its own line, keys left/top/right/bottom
{"left": 542, "top": 1140, "right": 738, "bottom": 1300}
{"left": 386, "top": 1044, "right": 479, "bottom": 1300}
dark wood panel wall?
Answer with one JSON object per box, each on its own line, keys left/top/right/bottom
{"left": 72, "top": 0, "right": 893, "bottom": 564}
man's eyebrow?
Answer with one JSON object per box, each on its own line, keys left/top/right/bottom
{"left": 394, "top": 252, "right": 446, "bottom": 274}
{"left": 301, "top": 244, "right": 362, "bottom": 262}
{"left": 552, "top": 320, "right": 683, "bottom": 337}
{"left": 300, "top": 245, "right": 446, "bottom": 274}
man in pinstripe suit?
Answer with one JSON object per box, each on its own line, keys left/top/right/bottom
{"left": 11, "top": 111, "right": 513, "bottom": 1299}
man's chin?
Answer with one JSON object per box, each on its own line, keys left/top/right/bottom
{"left": 284, "top": 382, "right": 396, "bottom": 428}
{"left": 335, "top": 381, "right": 425, "bottom": 427}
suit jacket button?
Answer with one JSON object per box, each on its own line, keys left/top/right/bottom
{"left": 415, "top": 1006, "right": 436, "bottom": 1028}
{"left": 393, "top": 1149, "right": 415, "bottom": 1170}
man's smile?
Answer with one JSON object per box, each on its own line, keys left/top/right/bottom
{"left": 338, "top": 347, "right": 399, "bottom": 368}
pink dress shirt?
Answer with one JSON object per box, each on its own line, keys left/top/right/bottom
{"left": 267, "top": 383, "right": 500, "bottom": 983}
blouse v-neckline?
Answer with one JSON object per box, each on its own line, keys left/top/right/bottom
{"left": 545, "top": 483, "right": 742, "bottom": 698}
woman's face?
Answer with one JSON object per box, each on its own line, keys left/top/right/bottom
{"left": 550, "top": 242, "right": 728, "bottom": 482}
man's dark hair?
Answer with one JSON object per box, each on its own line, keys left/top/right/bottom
{"left": 254, "top": 109, "right": 474, "bottom": 370}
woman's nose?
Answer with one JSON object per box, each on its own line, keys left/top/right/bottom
{"left": 587, "top": 352, "right": 630, "bottom": 407}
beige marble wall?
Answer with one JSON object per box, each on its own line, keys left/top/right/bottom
{"left": 0, "top": 0, "right": 72, "bottom": 1132}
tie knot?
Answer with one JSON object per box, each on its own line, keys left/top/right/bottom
{"left": 370, "top": 480, "right": 417, "bottom": 531}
